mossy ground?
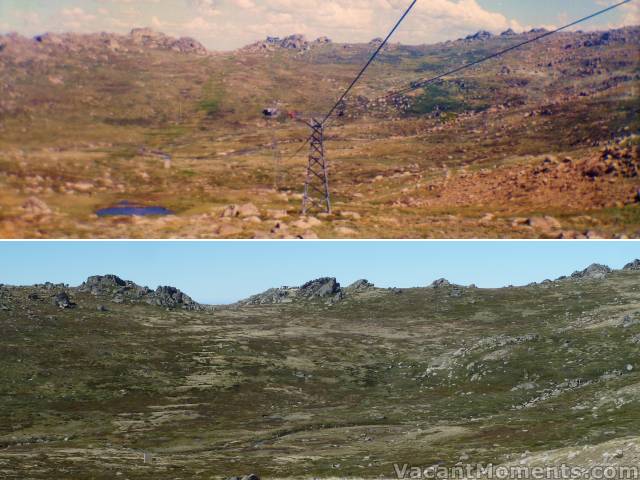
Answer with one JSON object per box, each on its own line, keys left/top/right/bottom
{"left": 1, "top": 271, "right": 639, "bottom": 478}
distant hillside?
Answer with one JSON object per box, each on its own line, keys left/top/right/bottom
{"left": 0, "top": 26, "right": 638, "bottom": 239}
{"left": 0, "top": 262, "right": 639, "bottom": 478}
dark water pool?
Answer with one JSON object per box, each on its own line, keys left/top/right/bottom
{"left": 96, "top": 201, "right": 174, "bottom": 217}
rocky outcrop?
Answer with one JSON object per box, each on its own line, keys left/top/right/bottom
{"left": 78, "top": 275, "right": 201, "bottom": 310}
{"left": 129, "top": 28, "right": 207, "bottom": 54}
{"left": 280, "top": 34, "right": 308, "bottom": 49}
{"left": 241, "top": 286, "right": 299, "bottom": 305}
{"left": 243, "top": 34, "right": 332, "bottom": 52}
{"left": 428, "top": 278, "right": 466, "bottom": 297}
{"left": 570, "top": 264, "right": 612, "bottom": 280}
{"left": 239, "top": 277, "right": 344, "bottom": 305}
{"left": 80, "top": 275, "right": 150, "bottom": 297}
{"left": 0, "top": 29, "right": 207, "bottom": 57}
{"left": 298, "top": 278, "right": 342, "bottom": 299}
{"left": 81, "top": 274, "right": 126, "bottom": 290}
{"left": 148, "top": 286, "right": 199, "bottom": 310}
{"left": 582, "top": 30, "right": 629, "bottom": 48}
{"left": 429, "top": 278, "right": 452, "bottom": 288}
{"left": 465, "top": 30, "right": 493, "bottom": 41}
{"left": 345, "top": 279, "right": 375, "bottom": 292}
{"left": 624, "top": 260, "right": 640, "bottom": 271}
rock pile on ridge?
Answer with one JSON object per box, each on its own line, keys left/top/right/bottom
{"left": 465, "top": 30, "right": 493, "bottom": 41}
{"left": 298, "top": 278, "right": 342, "bottom": 299}
{"left": 570, "top": 264, "right": 612, "bottom": 280}
{"left": 129, "top": 28, "right": 207, "bottom": 54}
{"left": 239, "top": 277, "right": 344, "bottom": 305}
{"left": 150, "top": 286, "right": 198, "bottom": 310}
{"left": 429, "top": 278, "right": 452, "bottom": 288}
{"left": 345, "top": 279, "right": 375, "bottom": 292}
{"left": 243, "top": 34, "right": 332, "bottom": 52}
{"left": 624, "top": 259, "right": 640, "bottom": 271}
{"left": 0, "top": 28, "right": 207, "bottom": 57}
{"left": 79, "top": 275, "right": 201, "bottom": 310}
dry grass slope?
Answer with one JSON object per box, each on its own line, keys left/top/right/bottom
{"left": 0, "top": 27, "right": 638, "bottom": 238}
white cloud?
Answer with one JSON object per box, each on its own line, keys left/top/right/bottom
{"left": 151, "top": 15, "right": 166, "bottom": 28}
{"left": 595, "top": 0, "right": 640, "bottom": 27}
{"left": 6, "top": 0, "right": 633, "bottom": 51}
{"left": 190, "top": 0, "right": 222, "bottom": 16}
{"left": 12, "top": 10, "right": 42, "bottom": 30}
{"left": 183, "top": 16, "right": 215, "bottom": 30}
{"left": 61, "top": 7, "right": 98, "bottom": 30}
{"left": 618, "top": 2, "right": 639, "bottom": 26}
{"left": 234, "top": 0, "right": 257, "bottom": 9}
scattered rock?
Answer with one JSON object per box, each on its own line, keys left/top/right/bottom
{"left": 298, "top": 230, "right": 319, "bottom": 239}
{"left": 221, "top": 203, "right": 260, "bottom": 219}
{"left": 22, "top": 197, "right": 51, "bottom": 215}
{"left": 511, "top": 381, "right": 538, "bottom": 391}
{"left": 52, "top": 292, "right": 74, "bottom": 309}
{"left": 292, "top": 217, "right": 322, "bottom": 229}
{"left": 227, "top": 475, "right": 259, "bottom": 480}
{"left": 527, "top": 216, "right": 562, "bottom": 232}
{"left": 238, "top": 203, "right": 260, "bottom": 218}
{"left": 335, "top": 226, "right": 357, "bottom": 236}
{"left": 48, "top": 75, "right": 64, "bottom": 85}
{"left": 341, "top": 211, "right": 361, "bottom": 220}
{"left": 583, "top": 139, "right": 639, "bottom": 179}
{"left": 270, "top": 222, "right": 288, "bottom": 234}
{"left": 221, "top": 205, "right": 240, "bottom": 218}
{"left": 267, "top": 209, "right": 288, "bottom": 220}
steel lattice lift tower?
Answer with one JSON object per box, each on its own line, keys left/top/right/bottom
{"left": 302, "top": 119, "right": 331, "bottom": 215}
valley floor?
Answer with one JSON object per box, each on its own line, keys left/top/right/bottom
{"left": 1, "top": 270, "right": 639, "bottom": 478}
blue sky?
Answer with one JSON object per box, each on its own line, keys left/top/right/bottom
{"left": 0, "top": 241, "right": 637, "bottom": 304}
{"left": 1, "top": 1, "right": 636, "bottom": 50}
